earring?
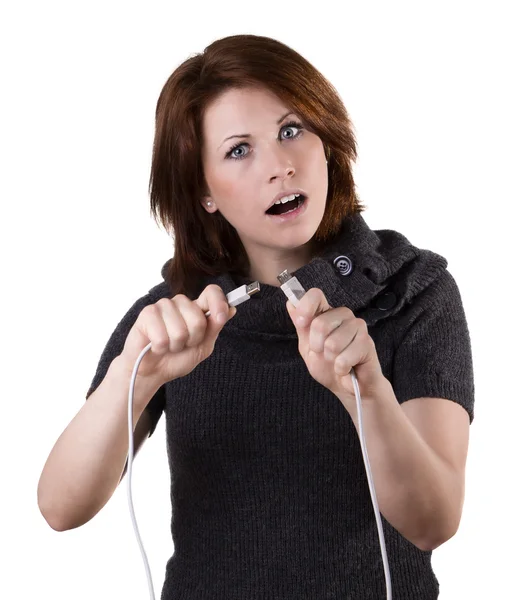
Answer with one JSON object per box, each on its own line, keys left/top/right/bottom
{"left": 207, "top": 201, "right": 213, "bottom": 207}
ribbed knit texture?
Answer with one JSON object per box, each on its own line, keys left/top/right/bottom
{"left": 86, "top": 213, "right": 475, "bottom": 599}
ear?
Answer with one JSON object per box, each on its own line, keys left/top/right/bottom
{"left": 201, "top": 196, "right": 216, "bottom": 213}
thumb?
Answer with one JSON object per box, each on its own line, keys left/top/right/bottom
{"left": 286, "top": 300, "right": 308, "bottom": 328}
{"left": 206, "top": 303, "right": 237, "bottom": 333}
{"left": 286, "top": 299, "right": 295, "bottom": 319}
{"left": 216, "top": 304, "right": 237, "bottom": 324}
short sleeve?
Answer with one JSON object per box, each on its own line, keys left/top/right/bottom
{"left": 391, "top": 269, "right": 475, "bottom": 424}
{"left": 85, "top": 293, "right": 166, "bottom": 438}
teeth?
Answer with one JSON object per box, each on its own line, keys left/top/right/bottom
{"left": 273, "top": 193, "right": 300, "bottom": 205}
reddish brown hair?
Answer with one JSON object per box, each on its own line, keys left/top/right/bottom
{"left": 149, "top": 34, "right": 366, "bottom": 298}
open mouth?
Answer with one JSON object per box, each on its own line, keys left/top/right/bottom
{"left": 265, "top": 194, "right": 307, "bottom": 216}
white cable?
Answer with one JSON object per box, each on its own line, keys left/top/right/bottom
{"left": 278, "top": 270, "right": 392, "bottom": 600}
{"left": 126, "top": 283, "right": 259, "bottom": 599}
{"left": 127, "top": 343, "right": 157, "bottom": 599}
{"left": 125, "top": 275, "right": 392, "bottom": 599}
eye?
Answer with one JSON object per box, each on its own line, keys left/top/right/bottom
{"left": 225, "top": 120, "right": 304, "bottom": 161}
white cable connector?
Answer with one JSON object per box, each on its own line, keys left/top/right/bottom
{"left": 277, "top": 269, "right": 392, "bottom": 600}
{"left": 205, "top": 282, "right": 260, "bottom": 317}
{"left": 125, "top": 281, "right": 260, "bottom": 600}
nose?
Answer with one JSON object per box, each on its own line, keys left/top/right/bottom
{"left": 263, "top": 142, "right": 296, "bottom": 181}
{"left": 271, "top": 167, "right": 294, "bottom": 182}
{"left": 269, "top": 161, "right": 295, "bottom": 182}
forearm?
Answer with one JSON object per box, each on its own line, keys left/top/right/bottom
{"left": 342, "top": 378, "right": 460, "bottom": 551}
{"left": 37, "top": 356, "right": 160, "bottom": 531}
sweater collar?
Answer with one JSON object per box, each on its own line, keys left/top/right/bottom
{"left": 164, "top": 213, "right": 448, "bottom": 338}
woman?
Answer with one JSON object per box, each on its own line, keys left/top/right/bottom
{"left": 39, "top": 34, "right": 475, "bottom": 599}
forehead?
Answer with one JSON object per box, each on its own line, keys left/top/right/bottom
{"left": 202, "top": 87, "right": 291, "bottom": 142}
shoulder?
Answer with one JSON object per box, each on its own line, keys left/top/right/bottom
{"left": 400, "top": 267, "right": 466, "bottom": 326}
{"left": 146, "top": 258, "right": 176, "bottom": 300}
{"left": 147, "top": 280, "right": 173, "bottom": 302}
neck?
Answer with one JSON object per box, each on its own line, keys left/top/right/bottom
{"left": 245, "top": 240, "right": 316, "bottom": 287}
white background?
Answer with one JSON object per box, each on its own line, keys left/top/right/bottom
{"left": 2, "top": 1, "right": 514, "bottom": 598}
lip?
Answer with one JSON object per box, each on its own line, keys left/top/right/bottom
{"left": 265, "top": 188, "right": 308, "bottom": 212}
{"left": 264, "top": 194, "right": 309, "bottom": 223}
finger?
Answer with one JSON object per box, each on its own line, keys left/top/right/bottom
{"left": 286, "top": 299, "right": 310, "bottom": 330}
{"left": 310, "top": 316, "right": 345, "bottom": 354}
{"left": 333, "top": 327, "right": 367, "bottom": 375}
{"left": 168, "top": 295, "right": 207, "bottom": 348}
{"left": 139, "top": 303, "right": 174, "bottom": 355}
{"left": 298, "top": 288, "right": 331, "bottom": 325}
{"left": 320, "top": 320, "right": 355, "bottom": 359}
{"left": 197, "top": 284, "right": 232, "bottom": 325}
{"left": 156, "top": 298, "right": 191, "bottom": 353}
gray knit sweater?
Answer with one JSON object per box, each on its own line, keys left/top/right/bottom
{"left": 86, "top": 213, "right": 475, "bottom": 599}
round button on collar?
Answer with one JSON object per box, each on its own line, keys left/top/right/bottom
{"left": 375, "top": 291, "right": 397, "bottom": 311}
{"left": 333, "top": 255, "right": 353, "bottom": 276}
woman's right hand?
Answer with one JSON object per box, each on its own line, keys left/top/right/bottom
{"left": 118, "top": 284, "right": 237, "bottom": 387}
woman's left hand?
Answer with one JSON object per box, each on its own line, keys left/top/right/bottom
{"left": 286, "top": 288, "right": 387, "bottom": 412}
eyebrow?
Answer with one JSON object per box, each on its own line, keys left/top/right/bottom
{"left": 218, "top": 111, "right": 294, "bottom": 150}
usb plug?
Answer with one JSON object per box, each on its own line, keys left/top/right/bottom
{"left": 277, "top": 269, "right": 306, "bottom": 307}
{"left": 204, "top": 282, "right": 260, "bottom": 318}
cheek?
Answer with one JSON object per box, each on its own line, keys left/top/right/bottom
{"left": 307, "top": 137, "right": 326, "bottom": 163}
{"left": 296, "top": 135, "right": 326, "bottom": 169}
{"left": 206, "top": 169, "right": 239, "bottom": 199}
{"left": 212, "top": 174, "right": 252, "bottom": 211}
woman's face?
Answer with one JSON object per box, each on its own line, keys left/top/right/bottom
{"left": 200, "top": 86, "right": 329, "bottom": 280}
